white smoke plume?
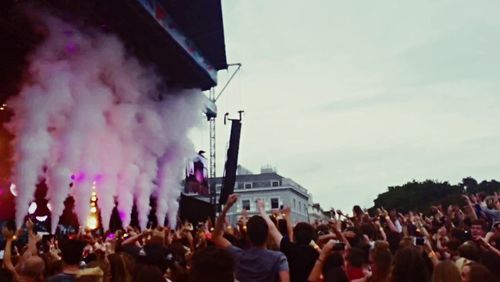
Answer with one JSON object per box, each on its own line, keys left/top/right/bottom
{"left": 7, "top": 12, "right": 203, "bottom": 231}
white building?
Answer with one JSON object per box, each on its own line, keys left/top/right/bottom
{"left": 212, "top": 165, "right": 311, "bottom": 225}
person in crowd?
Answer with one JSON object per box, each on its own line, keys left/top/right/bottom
{"left": 46, "top": 238, "right": 86, "bottom": 282}
{"left": 189, "top": 246, "right": 234, "bottom": 282}
{"left": 389, "top": 246, "right": 430, "bottom": 282}
{"left": 258, "top": 202, "right": 318, "bottom": 282}
{"left": 212, "top": 194, "right": 290, "bottom": 282}
{"left": 431, "top": 260, "right": 461, "bottom": 282}
{"left": 0, "top": 190, "right": 498, "bottom": 282}
{"left": 2, "top": 219, "right": 46, "bottom": 282}
{"left": 460, "top": 262, "right": 494, "bottom": 282}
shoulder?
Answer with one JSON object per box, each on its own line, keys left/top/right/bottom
{"left": 266, "top": 249, "right": 288, "bottom": 261}
{"left": 226, "top": 245, "right": 244, "bottom": 257}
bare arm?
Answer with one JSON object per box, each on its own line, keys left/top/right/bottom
{"left": 331, "top": 222, "right": 351, "bottom": 249}
{"left": 279, "top": 271, "right": 290, "bottom": 282}
{"left": 283, "top": 207, "right": 294, "bottom": 241}
{"left": 257, "top": 199, "right": 283, "bottom": 246}
{"left": 213, "top": 194, "right": 238, "bottom": 249}
{"left": 3, "top": 237, "right": 16, "bottom": 274}
{"left": 374, "top": 220, "right": 387, "bottom": 241}
{"left": 462, "top": 195, "right": 478, "bottom": 220}
{"left": 26, "top": 219, "right": 38, "bottom": 256}
{"left": 307, "top": 240, "right": 335, "bottom": 282}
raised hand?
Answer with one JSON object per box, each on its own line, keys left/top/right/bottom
{"left": 226, "top": 194, "right": 238, "bottom": 208}
{"left": 26, "top": 218, "right": 34, "bottom": 231}
{"left": 256, "top": 198, "right": 265, "bottom": 212}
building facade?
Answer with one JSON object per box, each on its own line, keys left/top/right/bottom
{"left": 211, "top": 166, "right": 310, "bottom": 225}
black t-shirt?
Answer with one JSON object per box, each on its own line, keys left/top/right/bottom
{"left": 280, "top": 236, "right": 319, "bottom": 282}
{"left": 46, "top": 273, "right": 77, "bottom": 282}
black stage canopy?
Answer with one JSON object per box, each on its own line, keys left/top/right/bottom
{"left": 0, "top": 0, "right": 227, "bottom": 104}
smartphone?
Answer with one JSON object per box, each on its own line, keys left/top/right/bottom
{"left": 0, "top": 250, "right": 4, "bottom": 260}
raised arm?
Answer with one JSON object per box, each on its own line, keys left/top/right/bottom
{"left": 308, "top": 239, "right": 335, "bottom": 282}
{"left": 257, "top": 199, "right": 283, "bottom": 246}
{"left": 26, "top": 219, "right": 38, "bottom": 256}
{"left": 283, "top": 207, "right": 294, "bottom": 241}
{"left": 213, "top": 194, "right": 238, "bottom": 248}
{"left": 1, "top": 227, "right": 18, "bottom": 277}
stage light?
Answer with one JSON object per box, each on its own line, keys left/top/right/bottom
{"left": 36, "top": 216, "right": 48, "bottom": 222}
{"left": 91, "top": 196, "right": 97, "bottom": 202}
{"left": 91, "top": 191, "right": 97, "bottom": 196}
{"left": 86, "top": 215, "right": 98, "bottom": 230}
{"left": 28, "top": 202, "right": 37, "bottom": 214}
{"left": 90, "top": 206, "right": 97, "bottom": 213}
{"left": 10, "top": 183, "right": 17, "bottom": 197}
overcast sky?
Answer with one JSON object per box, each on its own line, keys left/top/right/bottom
{"left": 192, "top": 0, "right": 500, "bottom": 212}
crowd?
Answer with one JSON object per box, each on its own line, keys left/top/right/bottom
{"left": 1, "top": 191, "right": 499, "bottom": 282}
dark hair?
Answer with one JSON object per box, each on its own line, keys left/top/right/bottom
{"left": 189, "top": 247, "right": 234, "bottom": 282}
{"left": 390, "top": 247, "right": 430, "bottom": 282}
{"left": 458, "top": 241, "right": 480, "bottom": 261}
{"left": 108, "top": 253, "right": 132, "bottom": 282}
{"left": 465, "top": 262, "right": 494, "bottom": 282}
{"left": 293, "top": 222, "right": 314, "bottom": 245}
{"left": 59, "top": 239, "right": 85, "bottom": 265}
{"left": 353, "top": 205, "right": 363, "bottom": 216}
{"left": 479, "top": 251, "right": 500, "bottom": 278}
{"left": 133, "top": 265, "right": 164, "bottom": 282}
{"left": 347, "top": 247, "right": 365, "bottom": 268}
{"left": 247, "top": 215, "right": 268, "bottom": 246}
{"left": 323, "top": 252, "right": 347, "bottom": 282}
{"left": 370, "top": 244, "right": 392, "bottom": 282}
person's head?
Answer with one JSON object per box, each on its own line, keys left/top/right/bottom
{"left": 246, "top": 215, "right": 268, "bottom": 247}
{"left": 457, "top": 241, "right": 480, "bottom": 262}
{"left": 460, "top": 262, "right": 494, "bottom": 282}
{"left": 323, "top": 252, "right": 348, "bottom": 282}
{"left": 346, "top": 247, "right": 365, "bottom": 269}
{"left": 59, "top": 238, "right": 85, "bottom": 266}
{"left": 431, "top": 260, "right": 461, "bottom": 282}
{"left": 189, "top": 247, "right": 234, "bottom": 282}
{"left": 470, "top": 219, "right": 486, "bottom": 240}
{"left": 293, "top": 222, "right": 314, "bottom": 245}
{"left": 134, "top": 265, "right": 165, "bottom": 282}
{"left": 108, "top": 253, "right": 132, "bottom": 282}
{"left": 15, "top": 255, "right": 45, "bottom": 282}
{"left": 390, "top": 247, "right": 430, "bottom": 282}
{"left": 479, "top": 250, "right": 500, "bottom": 279}
{"left": 369, "top": 243, "right": 392, "bottom": 281}
{"left": 353, "top": 205, "right": 363, "bottom": 217}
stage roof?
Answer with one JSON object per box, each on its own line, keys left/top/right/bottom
{"left": 0, "top": 0, "right": 228, "bottom": 103}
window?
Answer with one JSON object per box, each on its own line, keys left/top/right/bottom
{"left": 216, "top": 184, "right": 222, "bottom": 192}
{"left": 304, "top": 204, "right": 307, "bottom": 214}
{"left": 271, "top": 198, "right": 279, "bottom": 209}
{"left": 272, "top": 181, "right": 279, "bottom": 187}
{"left": 242, "top": 200, "right": 250, "bottom": 210}
{"left": 244, "top": 183, "right": 253, "bottom": 189}
{"left": 236, "top": 182, "right": 244, "bottom": 189}
{"left": 293, "top": 199, "right": 296, "bottom": 209}
{"left": 299, "top": 201, "right": 302, "bottom": 212}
